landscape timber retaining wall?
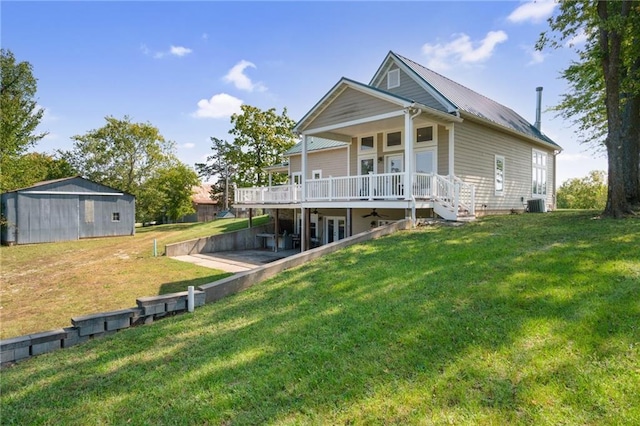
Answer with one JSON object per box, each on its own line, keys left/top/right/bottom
{"left": 197, "top": 219, "right": 412, "bottom": 303}
{"left": 164, "top": 223, "right": 274, "bottom": 257}
{"left": 0, "top": 291, "right": 205, "bottom": 367}
{"left": 0, "top": 220, "right": 410, "bottom": 368}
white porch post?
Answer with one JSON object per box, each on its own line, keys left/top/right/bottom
{"left": 300, "top": 207, "right": 306, "bottom": 252}
{"left": 403, "top": 109, "right": 413, "bottom": 201}
{"left": 301, "top": 134, "right": 308, "bottom": 202}
{"left": 447, "top": 124, "right": 455, "bottom": 177}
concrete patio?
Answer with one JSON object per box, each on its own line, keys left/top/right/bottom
{"left": 172, "top": 249, "right": 300, "bottom": 273}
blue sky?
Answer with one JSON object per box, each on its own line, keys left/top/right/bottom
{"left": 3, "top": 0, "right": 606, "bottom": 186}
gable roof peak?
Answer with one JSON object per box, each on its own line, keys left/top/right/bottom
{"left": 387, "top": 51, "right": 559, "bottom": 148}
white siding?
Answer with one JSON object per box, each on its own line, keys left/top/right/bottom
{"left": 373, "top": 65, "right": 447, "bottom": 112}
{"left": 454, "top": 119, "right": 556, "bottom": 212}
{"left": 437, "top": 125, "right": 449, "bottom": 175}
{"left": 289, "top": 148, "right": 349, "bottom": 179}
{"left": 309, "top": 87, "right": 400, "bottom": 129}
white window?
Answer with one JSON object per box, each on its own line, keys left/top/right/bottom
{"left": 416, "top": 126, "right": 435, "bottom": 144}
{"left": 532, "top": 150, "right": 547, "bottom": 198}
{"left": 312, "top": 169, "right": 322, "bottom": 179}
{"left": 385, "top": 154, "right": 404, "bottom": 173}
{"left": 359, "top": 135, "right": 375, "bottom": 152}
{"left": 359, "top": 156, "right": 376, "bottom": 175}
{"left": 384, "top": 130, "right": 402, "bottom": 151}
{"left": 112, "top": 212, "right": 120, "bottom": 222}
{"left": 295, "top": 211, "right": 319, "bottom": 240}
{"left": 387, "top": 69, "right": 400, "bottom": 89}
{"left": 415, "top": 149, "right": 436, "bottom": 174}
{"left": 495, "top": 155, "right": 505, "bottom": 196}
{"left": 291, "top": 172, "right": 302, "bottom": 184}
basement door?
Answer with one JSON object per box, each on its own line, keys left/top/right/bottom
{"left": 324, "top": 216, "right": 346, "bottom": 244}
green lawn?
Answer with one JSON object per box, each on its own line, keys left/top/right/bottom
{"left": 1, "top": 211, "right": 639, "bottom": 425}
{"left": 0, "top": 215, "right": 270, "bottom": 339}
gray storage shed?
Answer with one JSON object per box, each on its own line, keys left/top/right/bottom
{"left": 1, "top": 176, "right": 135, "bottom": 245}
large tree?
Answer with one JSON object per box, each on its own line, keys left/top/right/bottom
{"left": 7, "top": 152, "right": 75, "bottom": 190}
{"left": 538, "top": 1, "right": 640, "bottom": 217}
{"left": 139, "top": 162, "right": 199, "bottom": 223}
{"left": 196, "top": 137, "right": 235, "bottom": 209}
{"left": 557, "top": 170, "right": 607, "bottom": 209}
{"left": 64, "top": 115, "right": 197, "bottom": 222}
{"left": 0, "top": 49, "right": 48, "bottom": 192}
{"left": 222, "top": 105, "right": 296, "bottom": 188}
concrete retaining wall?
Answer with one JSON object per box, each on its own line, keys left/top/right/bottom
{"left": 0, "top": 220, "right": 410, "bottom": 368}
{"left": 164, "top": 223, "right": 274, "bottom": 257}
{"left": 198, "top": 220, "right": 412, "bottom": 303}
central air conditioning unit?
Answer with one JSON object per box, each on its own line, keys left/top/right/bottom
{"left": 527, "top": 198, "right": 547, "bottom": 213}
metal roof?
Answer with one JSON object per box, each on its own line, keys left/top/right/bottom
{"left": 392, "top": 52, "right": 560, "bottom": 148}
{"left": 1, "top": 176, "right": 133, "bottom": 196}
{"left": 191, "top": 184, "right": 217, "bottom": 205}
{"left": 286, "top": 137, "right": 349, "bottom": 155}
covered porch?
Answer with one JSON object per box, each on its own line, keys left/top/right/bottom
{"left": 235, "top": 172, "right": 475, "bottom": 220}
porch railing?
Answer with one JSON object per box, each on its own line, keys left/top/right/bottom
{"left": 234, "top": 174, "right": 474, "bottom": 216}
{"left": 235, "top": 184, "right": 301, "bottom": 204}
{"left": 307, "top": 173, "right": 406, "bottom": 201}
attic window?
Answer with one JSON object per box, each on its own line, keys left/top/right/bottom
{"left": 387, "top": 69, "right": 400, "bottom": 89}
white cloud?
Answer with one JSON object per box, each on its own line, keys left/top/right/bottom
{"left": 181, "top": 142, "right": 195, "bottom": 149}
{"left": 141, "top": 43, "right": 192, "bottom": 59}
{"left": 507, "top": 0, "right": 557, "bottom": 24}
{"left": 170, "top": 45, "right": 192, "bottom": 57}
{"left": 421, "top": 31, "right": 508, "bottom": 70}
{"left": 193, "top": 93, "right": 243, "bottom": 119}
{"left": 202, "top": 33, "right": 209, "bottom": 40}
{"left": 521, "top": 45, "right": 546, "bottom": 65}
{"left": 223, "top": 60, "right": 267, "bottom": 92}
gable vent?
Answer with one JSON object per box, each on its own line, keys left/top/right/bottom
{"left": 387, "top": 69, "right": 400, "bottom": 89}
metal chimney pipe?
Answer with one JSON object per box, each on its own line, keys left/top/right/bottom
{"left": 535, "top": 86, "right": 543, "bottom": 131}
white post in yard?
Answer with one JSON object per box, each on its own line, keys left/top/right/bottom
{"left": 188, "top": 286, "right": 195, "bottom": 313}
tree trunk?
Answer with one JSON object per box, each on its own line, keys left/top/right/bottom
{"left": 599, "top": 0, "right": 633, "bottom": 217}
{"left": 605, "top": 132, "right": 630, "bottom": 217}
{"left": 621, "top": 94, "right": 640, "bottom": 206}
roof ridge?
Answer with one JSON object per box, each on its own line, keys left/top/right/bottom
{"left": 390, "top": 51, "right": 557, "bottom": 147}
{"left": 393, "top": 52, "right": 515, "bottom": 114}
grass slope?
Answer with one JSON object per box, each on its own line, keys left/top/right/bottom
{"left": 1, "top": 211, "right": 639, "bottom": 425}
{"left": 0, "top": 216, "right": 270, "bottom": 339}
